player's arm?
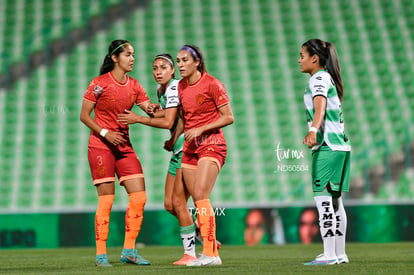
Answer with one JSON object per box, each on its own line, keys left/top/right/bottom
{"left": 118, "top": 107, "right": 178, "bottom": 129}
{"left": 153, "top": 108, "right": 166, "bottom": 118}
{"left": 172, "top": 114, "right": 184, "bottom": 140}
{"left": 138, "top": 100, "right": 157, "bottom": 116}
{"left": 164, "top": 115, "right": 184, "bottom": 151}
{"left": 184, "top": 103, "right": 234, "bottom": 143}
{"left": 148, "top": 103, "right": 170, "bottom": 118}
{"left": 303, "top": 95, "right": 326, "bottom": 148}
{"left": 79, "top": 99, "right": 127, "bottom": 145}
{"left": 138, "top": 100, "right": 166, "bottom": 118}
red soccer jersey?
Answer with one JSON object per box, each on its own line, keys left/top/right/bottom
{"left": 178, "top": 72, "right": 230, "bottom": 153}
{"left": 83, "top": 72, "right": 149, "bottom": 150}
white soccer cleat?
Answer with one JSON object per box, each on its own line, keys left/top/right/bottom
{"left": 214, "top": 256, "right": 222, "bottom": 265}
{"left": 304, "top": 254, "right": 338, "bottom": 266}
{"left": 186, "top": 254, "right": 222, "bottom": 267}
{"left": 337, "top": 254, "right": 349, "bottom": 264}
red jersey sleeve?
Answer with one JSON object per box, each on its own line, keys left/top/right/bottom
{"left": 211, "top": 79, "right": 230, "bottom": 108}
{"left": 83, "top": 79, "right": 103, "bottom": 103}
{"left": 134, "top": 80, "right": 150, "bottom": 106}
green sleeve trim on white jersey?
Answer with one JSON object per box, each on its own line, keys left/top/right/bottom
{"left": 304, "top": 71, "right": 351, "bottom": 152}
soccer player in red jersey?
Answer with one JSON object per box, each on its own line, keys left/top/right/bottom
{"left": 118, "top": 53, "right": 198, "bottom": 265}
{"left": 80, "top": 40, "right": 152, "bottom": 267}
{"left": 176, "top": 44, "right": 234, "bottom": 267}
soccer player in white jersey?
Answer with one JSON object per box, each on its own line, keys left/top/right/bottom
{"left": 298, "top": 39, "right": 351, "bottom": 266}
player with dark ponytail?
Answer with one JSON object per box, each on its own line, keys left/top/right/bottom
{"left": 299, "top": 39, "right": 351, "bottom": 265}
{"left": 118, "top": 53, "right": 198, "bottom": 265}
{"left": 100, "top": 39, "right": 130, "bottom": 75}
{"left": 80, "top": 39, "right": 153, "bottom": 267}
{"left": 302, "top": 39, "right": 344, "bottom": 101}
{"left": 176, "top": 44, "right": 234, "bottom": 267}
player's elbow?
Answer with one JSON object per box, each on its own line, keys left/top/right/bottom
{"left": 227, "top": 114, "right": 235, "bottom": 126}
{"left": 79, "top": 112, "right": 87, "bottom": 124}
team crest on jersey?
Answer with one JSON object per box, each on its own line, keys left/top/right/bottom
{"left": 93, "top": 85, "right": 103, "bottom": 95}
{"left": 130, "top": 93, "right": 137, "bottom": 104}
{"left": 196, "top": 94, "right": 205, "bottom": 105}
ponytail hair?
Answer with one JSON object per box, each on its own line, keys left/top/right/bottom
{"left": 180, "top": 44, "right": 207, "bottom": 73}
{"left": 303, "top": 39, "right": 344, "bottom": 101}
{"left": 99, "top": 39, "right": 130, "bottom": 75}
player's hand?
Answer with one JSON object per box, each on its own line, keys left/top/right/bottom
{"left": 147, "top": 103, "right": 160, "bottom": 117}
{"left": 303, "top": 132, "right": 318, "bottom": 149}
{"left": 185, "top": 128, "right": 201, "bottom": 143}
{"left": 105, "top": 131, "right": 127, "bottom": 146}
{"left": 163, "top": 139, "right": 173, "bottom": 152}
{"left": 117, "top": 110, "right": 139, "bottom": 125}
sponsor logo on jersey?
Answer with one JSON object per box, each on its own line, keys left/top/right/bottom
{"left": 93, "top": 85, "right": 103, "bottom": 95}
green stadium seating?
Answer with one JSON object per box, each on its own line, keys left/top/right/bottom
{"left": 377, "top": 168, "right": 414, "bottom": 200}
{"left": 0, "top": 0, "right": 413, "bottom": 212}
{"left": 0, "top": 0, "right": 124, "bottom": 75}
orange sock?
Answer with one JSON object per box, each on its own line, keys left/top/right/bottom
{"left": 95, "top": 194, "right": 114, "bottom": 255}
{"left": 123, "top": 191, "right": 146, "bottom": 249}
{"left": 195, "top": 199, "right": 217, "bottom": 257}
{"left": 213, "top": 239, "right": 219, "bottom": 257}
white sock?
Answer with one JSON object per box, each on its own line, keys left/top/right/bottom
{"left": 333, "top": 197, "right": 347, "bottom": 257}
{"left": 180, "top": 225, "right": 196, "bottom": 257}
{"left": 314, "top": 195, "right": 336, "bottom": 259}
{"left": 181, "top": 233, "right": 196, "bottom": 257}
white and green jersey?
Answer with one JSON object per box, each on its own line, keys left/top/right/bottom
{"left": 157, "top": 79, "right": 184, "bottom": 154}
{"left": 304, "top": 70, "right": 351, "bottom": 152}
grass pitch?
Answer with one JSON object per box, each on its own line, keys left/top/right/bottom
{"left": 1, "top": 243, "right": 413, "bottom": 274}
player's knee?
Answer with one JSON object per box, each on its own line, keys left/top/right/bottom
{"left": 193, "top": 194, "right": 210, "bottom": 203}
{"left": 128, "top": 191, "right": 147, "bottom": 213}
{"left": 164, "top": 199, "right": 174, "bottom": 214}
{"left": 192, "top": 189, "right": 208, "bottom": 202}
{"left": 172, "top": 196, "right": 185, "bottom": 213}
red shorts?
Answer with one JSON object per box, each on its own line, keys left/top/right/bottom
{"left": 88, "top": 146, "right": 144, "bottom": 185}
{"left": 181, "top": 144, "right": 227, "bottom": 171}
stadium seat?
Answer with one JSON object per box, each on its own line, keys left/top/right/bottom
{"left": 0, "top": 0, "right": 413, "bottom": 211}
{"left": 0, "top": 0, "right": 124, "bottom": 75}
